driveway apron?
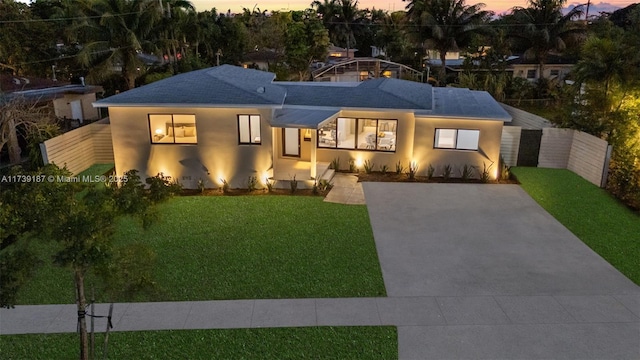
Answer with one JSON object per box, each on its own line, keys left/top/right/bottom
{"left": 363, "top": 182, "right": 639, "bottom": 359}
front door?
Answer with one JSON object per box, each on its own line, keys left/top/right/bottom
{"left": 283, "top": 128, "right": 300, "bottom": 157}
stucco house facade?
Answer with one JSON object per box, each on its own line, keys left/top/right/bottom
{"left": 94, "top": 65, "right": 511, "bottom": 189}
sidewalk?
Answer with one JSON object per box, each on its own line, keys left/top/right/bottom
{"left": 323, "top": 173, "right": 364, "bottom": 205}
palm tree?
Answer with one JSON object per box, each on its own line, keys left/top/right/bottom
{"left": 74, "top": 0, "right": 160, "bottom": 90}
{"left": 313, "top": 0, "right": 363, "bottom": 57}
{"left": 405, "top": 0, "right": 492, "bottom": 84}
{"left": 508, "top": 0, "right": 584, "bottom": 78}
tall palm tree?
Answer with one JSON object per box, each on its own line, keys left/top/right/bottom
{"left": 508, "top": 0, "right": 584, "bottom": 77}
{"left": 74, "top": 0, "right": 160, "bottom": 89}
{"left": 313, "top": 0, "right": 363, "bottom": 57}
{"left": 405, "top": 0, "right": 492, "bottom": 84}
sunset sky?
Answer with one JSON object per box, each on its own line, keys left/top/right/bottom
{"left": 191, "top": 0, "right": 634, "bottom": 15}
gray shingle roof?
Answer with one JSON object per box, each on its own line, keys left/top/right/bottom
{"left": 94, "top": 65, "right": 509, "bottom": 122}
{"left": 94, "top": 65, "right": 285, "bottom": 107}
{"left": 280, "top": 78, "right": 432, "bottom": 110}
{"left": 272, "top": 109, "right": 339, "bottom": 128}
{"left": 421, "top": 88, "right": 511, "bottom": 121}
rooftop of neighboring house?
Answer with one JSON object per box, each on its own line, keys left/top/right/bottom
{"left": 0, "top": 74, "right": 104, "bottom": 104}
{"left": 93, "top": 64, "right": 511, "bottom": 121}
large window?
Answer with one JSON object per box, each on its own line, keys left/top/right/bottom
{"left": 318, "top": 117, "right": 397, "bottom": 152}
{"left": 149, "top": 114, "right": 197, "bottom": 144}
{"left": 238, "top": 115, "right": 261, "bottom": 144}
{"left": 434, "top": 129, "right": 480, "bottom": 150}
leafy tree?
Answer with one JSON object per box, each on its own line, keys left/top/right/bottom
{"left": 0, "top": 97, "right": 58, "bottom": 165}
{"left": 286, "top": 10, "right": 330, "bottom": 80}
{"left": 405, "top": 0, "right": 492, "bottom": 84}
{"left": 0, "top": 166, "right": 181, "bottom": 360}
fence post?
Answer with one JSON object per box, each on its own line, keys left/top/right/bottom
{"left": 39, "top": 143, "right": 49, "bottom": 165}
{"left": 600, "top": 144, "right": 613, "bottom": 188}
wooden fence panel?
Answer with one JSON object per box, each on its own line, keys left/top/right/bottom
{"left": 500, "top": 126, "right": 521, "bottom": 167}
{"left": 538, "top": 128, "right": 573, "bottom": 169}
{"left": 568, "top": 131, "right": 609, "bottom": 186}
{"left": 500, "top": 104, "right": 553, "bottom": 129}
{"left": 42, "top": 119, "right": 114, "bottom": 174}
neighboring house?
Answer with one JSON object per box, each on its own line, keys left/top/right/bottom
{"left": 313, "top": 58, "right": 423, "bottom": 83}
{"left": 93, "top": 65, "right": 511, "bottom": 189}
{"left": 1, "top": 75, "right": 103, "bottom": 124}
{"left": 507, "top": 55, "right": 575, "bottom": 81}
{"left": 327, "top": 45, "right": 357, "bottom": 61}
{"left": 242, "top": 49, "right": 280, "bottom": 71}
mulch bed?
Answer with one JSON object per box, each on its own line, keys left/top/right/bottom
{"left": 356, "top": 171, "right": 519, "bottom": 184}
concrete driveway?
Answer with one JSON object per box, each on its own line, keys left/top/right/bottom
{"left": 363, "top": 183, "right": 640, "bottom": 359}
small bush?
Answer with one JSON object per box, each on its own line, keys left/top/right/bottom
{"left": 380, "top": 164, "right": 389, "bottom": 174}
{"left": 318, "top": 179, "right": 333, "bottom": 192}
{"left": 461, "top": 164, "right": 474, "bottom": 182}
{"left": 289, "top": 175, "right": 298, "bottom": 194}
{"left": 407, "top": 161, "right": 419, "bottom": 180}
{"left": 146, "top": 173, "right": 182, "bottom": 203}
{"left": 499, "top": 156, "right": 511, "bottom": 181}
{"left": 427, "top": 164, "right": 435, "bottom": 179}
{"left": 265, "top": 178, "right": 275, "bottom": 192}
{"left": 395, "top": 161, "right": 405, "bottom": 175}
{"left": 330, "top": 157, "right": 340, "bottom": 171}
{"left": 197, "top": 178, "right": 206, "bottom": 193}
{"left": 363, "top": 160, "right": 374, "bottom": 174}
{"left": 247, "top": 176, "right": 258, "bottom": 192}
{"left": 481, "top": 162, "right": 494, "bottom": 183}
{"left": 220, "top": 178, "right": 230, "bottom": 194}
{"left": 348, "top": 159, "right": 356, "bottom": 173}
{"left": 443, "top": 165, "right": 452, "bottom": 180}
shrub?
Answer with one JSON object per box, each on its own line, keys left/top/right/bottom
{"left": 220, "top": 178, "right": 230, "bottom": 194}
{"left": 348, "top": 159, "right": 356, "bottom": 172}
{"left": 264, "top": 178, "right": 275, "bottom": 192}
{"left": 407, "top": 161, "right": 419, "bottom": 180}
{"left": 461, "top": 164, "right": 474, "bottom": 182}
{"left": 247, "top": 175, "right": 258, "bottom": 192}
{"left": 380, "top": 164, "right": 389, "bottom": 174}
{"left": 363, "top": 160, "right": 374, "bottom": 174}
{"left": 427, "top": 164, "right": 435, "bottom": 179}
{"left": 480, "top": 162, "right": 493, "bottom": 183}
{"left": 330, "top": 157, "right": 340, "bottom": 171}
{"left": 289, "top": 175, "right": 298, "bottom": 194}
{"left": 442, "top": 164, "right": 452, "bottom": 180}
{"left": 146, "top": 173, "right": 182, "bottom": 203}
{"left": 318, "top": 179, "right": 333, "bottom": 192}
{"left": 395, "top": 161, "right": 405, "bottom": 175}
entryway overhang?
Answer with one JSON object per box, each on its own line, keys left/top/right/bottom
{"left": 271, "top": 108, "right": 339, "bottom": 128}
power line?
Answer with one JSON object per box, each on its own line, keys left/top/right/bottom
{"left": 0, "top": 11, "right": 145, "bottom": 24}
{"left": 8, "top": 46, "right": 136, "bottom": 68}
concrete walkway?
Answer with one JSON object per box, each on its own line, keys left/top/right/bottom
{"left": 323, "top": 173, "right": 365, "bottom": 205}
{"left": 2, "top": 182, "right": 639, "bottom": 359}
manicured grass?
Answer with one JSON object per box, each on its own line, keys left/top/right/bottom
{"left": 0, "top": 326, "right": 398, "bottom": 360}
{"left": 16, "top": 196, "right": 386, "bottom": 304}
{"left": 76, "top": 163, "right": 114, "bottom": 177}
{"left": 512, "top": 167, "right": 640, "bottom": 284}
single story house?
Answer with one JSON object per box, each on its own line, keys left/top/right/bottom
{"left": 1, "top": 75, "right": 103, "bottom": 123}
{"left": 93, "top": 65, "right": 511, "bottom": 189}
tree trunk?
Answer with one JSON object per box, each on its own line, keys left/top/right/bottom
{"left": 75, "top": 269, "right": 89, "bottom": 360}
{"left": 7, "top": 112, "right": 21, "bottom": 165}
{"left": 440, "top": 50, "right": 447, "bottom": 85}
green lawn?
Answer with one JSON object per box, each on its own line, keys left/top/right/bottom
{"left": 16, "top": 196, "right": 386, "bottom": 304}
{"left": 512, "top": 167, "right": 640, "bottom": 284}
{"left": 0, "top": 326, "right": 398, "bottom": 360}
